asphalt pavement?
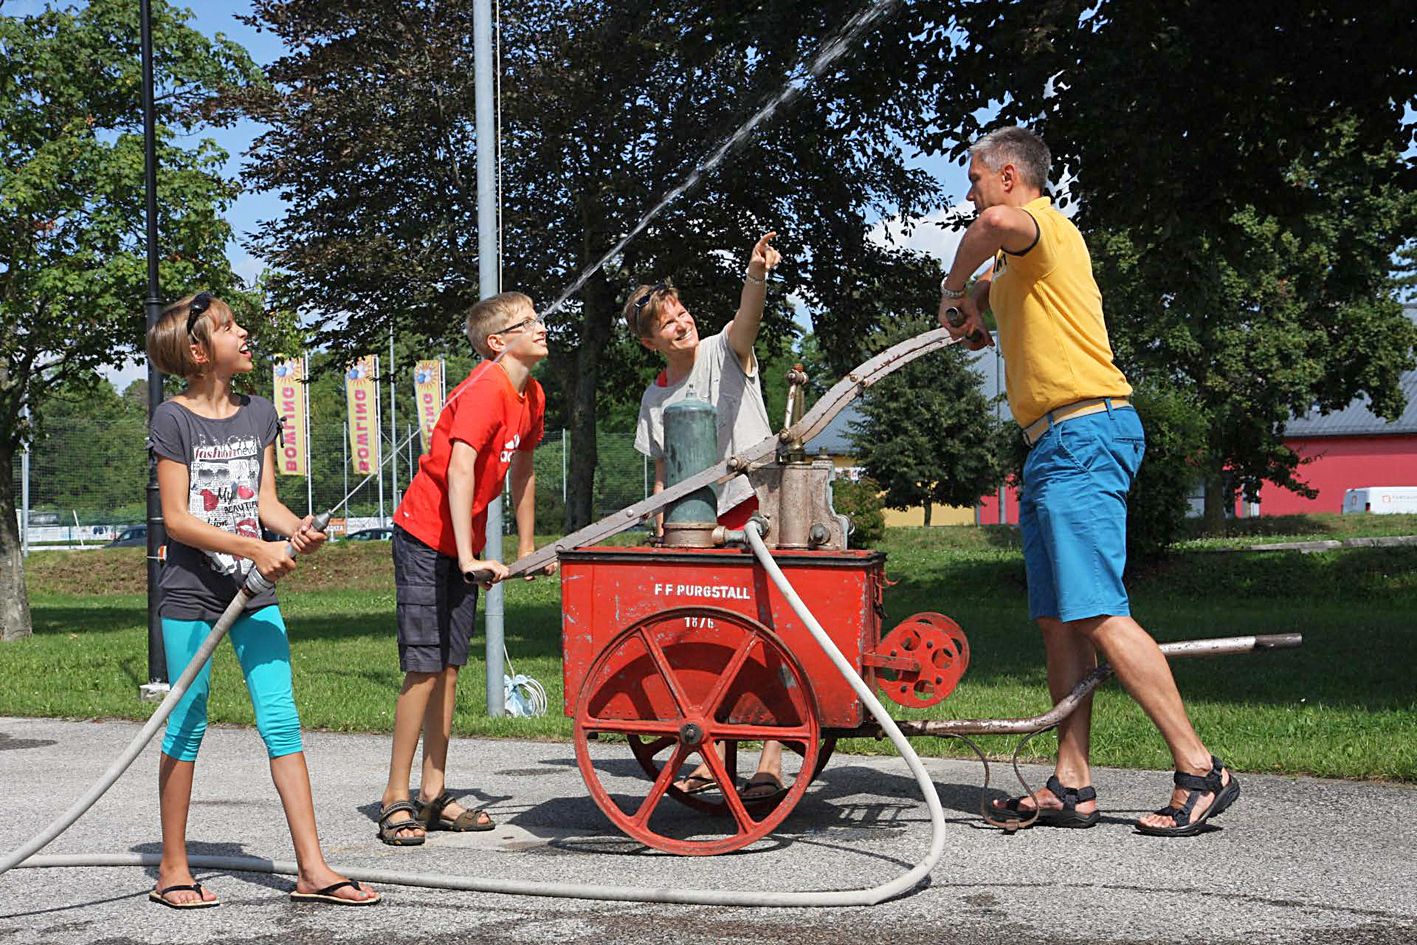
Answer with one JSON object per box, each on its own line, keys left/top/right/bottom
{"left": 1, "top": 716, "right": 1414, "bottom": 945}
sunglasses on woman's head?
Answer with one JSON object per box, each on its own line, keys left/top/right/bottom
{"left": 634, "top": 282, "right": 669, "bottom": 313}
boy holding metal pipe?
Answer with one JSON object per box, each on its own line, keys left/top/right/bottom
{"left": 377, "top": 291, "right": 554, "bottom": 845}
{"left": 626, "top": 232, "right": 787, "bottom": 801}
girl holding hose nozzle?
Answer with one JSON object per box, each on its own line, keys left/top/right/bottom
{"left": 144, "top": 294, "right": 379, "bottom": 908}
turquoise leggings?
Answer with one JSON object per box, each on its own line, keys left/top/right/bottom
{"left": 161, "top": 605, "right": 304, "bottom": 762}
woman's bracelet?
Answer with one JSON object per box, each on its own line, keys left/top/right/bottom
{"left": 743, "top": 269, "right": 767, "bottom": 286}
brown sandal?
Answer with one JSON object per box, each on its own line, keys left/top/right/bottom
{"left": 377, "top": 799, "right": 426, "bottom": 846}
{"left": 418, "top": 790, "right": 495, "bottom": 832}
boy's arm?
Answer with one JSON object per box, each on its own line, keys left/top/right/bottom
{"left": 726, "top": 231, "right": 781, "bottom": 373}
{"left": 508, "top": 450, "right": 554, "bottom": 576}
{"left": 448, "top": 440, "right": 509, "bottom": 585}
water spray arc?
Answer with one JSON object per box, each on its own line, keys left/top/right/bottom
{"left": 542, "top": 0, "right": 904, "bottom": 320}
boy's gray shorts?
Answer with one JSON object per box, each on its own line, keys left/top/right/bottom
{"left": 392, "top": 526, "right": 478, "bottom": 673}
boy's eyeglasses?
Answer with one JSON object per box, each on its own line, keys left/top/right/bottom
{"left": 185, "top": 292, "right": 213, "bottom": 338}
{"left": 492, "top": 314, "right": 544, "bottom": 337}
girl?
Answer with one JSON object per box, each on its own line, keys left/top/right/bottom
{"left": 145, "top": 292, "right": 379, "bottom": 908}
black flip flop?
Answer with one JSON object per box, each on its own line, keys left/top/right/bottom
{"left": 290, "top": 879, "right": 381, "bottom": 906}
{"left": 739, "top": 773, "right": 788, "bottom": 804}
{"left": 149, "top": 882, "right": 219, "bottom": 909}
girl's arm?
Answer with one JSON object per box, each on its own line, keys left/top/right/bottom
{"left": 652, "top": 457, "right": 666, "bottom": 537}
{"left": 157, "top": 456, "right": 296, "bottom": 578}
{"left": 257, "top": 443, "right": 325, "bottom": 554}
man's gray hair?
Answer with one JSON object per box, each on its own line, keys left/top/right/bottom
{"left": 971, "top": 126, "right": 1051, "bottom": 191}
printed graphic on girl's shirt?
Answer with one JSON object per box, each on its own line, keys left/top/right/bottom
{"left": 189, "top": 435, "right": 263, "bottom": 576}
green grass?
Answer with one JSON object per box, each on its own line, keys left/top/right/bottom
{"left": 6, "top": 517, "right": 1416, "bottom": 781}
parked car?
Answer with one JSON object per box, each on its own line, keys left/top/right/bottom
{"left": 345, "top": 526, "right": 395, "bottom": 542}
{"left": 105, "top": 525, "right": 147, "bottom": 548}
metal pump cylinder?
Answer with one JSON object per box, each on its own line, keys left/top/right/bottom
{"left": 662, "top": 397, "right": 719, "bottom": 546}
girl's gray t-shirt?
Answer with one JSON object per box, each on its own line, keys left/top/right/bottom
{"left": 634, "top": 328, "right": 773, "bottom": 514}
{"left": 148, "top": 395, "right": 282, "bottom": 620}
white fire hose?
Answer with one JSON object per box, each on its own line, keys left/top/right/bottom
{"left": 1, "top": 519, "right": 948, "bottom": 907}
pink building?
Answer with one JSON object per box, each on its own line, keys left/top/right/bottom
{"left": 1256, "top": 369, "right": 1417, "bottom": 515}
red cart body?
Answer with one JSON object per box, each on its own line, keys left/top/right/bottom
{"left": 561, "top": 546, "right": 885, "bottom": 728}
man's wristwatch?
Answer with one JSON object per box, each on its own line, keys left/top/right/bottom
{"left": 940, "top": 277, "right": 966, "bottom": 300}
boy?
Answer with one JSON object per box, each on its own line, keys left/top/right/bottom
{"left": 377, "top": 291, "right": 554, "bottom": 845}
{"left": 626, "top": 231, "right": 784, "bottom": 800}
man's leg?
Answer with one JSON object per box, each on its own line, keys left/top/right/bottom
{"left": 1042, "top": 617, "right": 1098, "bottom": 791}
{"left": 1073, "top": 614, "right": 1233, "bottom": 828}
{"left": 1000, "top": 618, "right": 1100, "bottom": 816}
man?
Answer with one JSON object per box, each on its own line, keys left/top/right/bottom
{"left": 938, "top": 126, "right": 1238, "bottom": 836}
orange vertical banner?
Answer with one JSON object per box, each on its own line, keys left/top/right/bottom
{"left": 273, "top": 356, "right": 307, "bottom": 477}
{"left": 413, "top": 359, "right": 444, "bottom": 455}
{"left": 345, "top": 355, "right": 381, "bottom": 476}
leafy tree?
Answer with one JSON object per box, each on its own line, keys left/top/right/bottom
{"left": 0, "top": 1, "right": 262, "bottom": 641}
{"left": 848, "top": 319, "right": 1003, "bottom": 524}
{"left": 26, "top": 378, "right": 149, "bottom": 524}
{"left": 929, "top": 0, "right": 1417, "bottom": 529}
{"left": 237, "top": 0, "right": 960, "bottom": 529}
{"left": 830, "top": 475, "right": 885, "bottom": 547}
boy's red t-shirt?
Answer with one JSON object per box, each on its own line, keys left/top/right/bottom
{"left": 396, "top": 362, "right": 544, "bottom": 558}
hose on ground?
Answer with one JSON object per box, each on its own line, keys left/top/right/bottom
{"left": 3, "top": 521, "right": 947, "bottom": 907}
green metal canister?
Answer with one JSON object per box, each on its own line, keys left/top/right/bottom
{"left": 663, "top": 397, "right": 718, "bottom": 526}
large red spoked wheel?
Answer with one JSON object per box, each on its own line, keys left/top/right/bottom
{"left": 574, "top": 606, "right": 821, "bottom": 856}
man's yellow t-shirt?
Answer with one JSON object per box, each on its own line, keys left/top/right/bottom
{"left": 988, "top": 196, "right": 1131, "bottom": 429}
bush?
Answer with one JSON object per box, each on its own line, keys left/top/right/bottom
{"left": 991, "top": 380, "right": 1206, "bottom": 563}
{"left": 1126, "top": 381, "right": 1208, "bottom": 560}
{"left": 831, "top": 475, "right": 885, "bottom": 547}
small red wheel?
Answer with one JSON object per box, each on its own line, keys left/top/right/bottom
{"left": 574, "top": 606, "right": 821, "bottom": 856}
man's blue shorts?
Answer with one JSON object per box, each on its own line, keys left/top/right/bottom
{"left": 1019, "top": 402, "right": 1145, "bottom": 623}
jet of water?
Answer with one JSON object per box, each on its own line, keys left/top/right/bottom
{"left": 542, "top": 0, "right": 903, "bottom": 320}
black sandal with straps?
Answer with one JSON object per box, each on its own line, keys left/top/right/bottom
{"left": 1135, "top": 755, "right": 1240, "bottom": 837}
{"left": 991, "top": 774, "right": 1101, "bottom": 829}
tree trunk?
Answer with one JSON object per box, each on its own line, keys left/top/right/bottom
{"left": 922, "top": 500, "right": 932, "bottom": 527}
{"left": 562, "top": 274, "right": 615, "bottom": 531}
{"left": 0, "top": 443, "right": 33, "bottom": 642}
{"left": 1202, "top": 469, "right": 1229, "bottom": 533}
